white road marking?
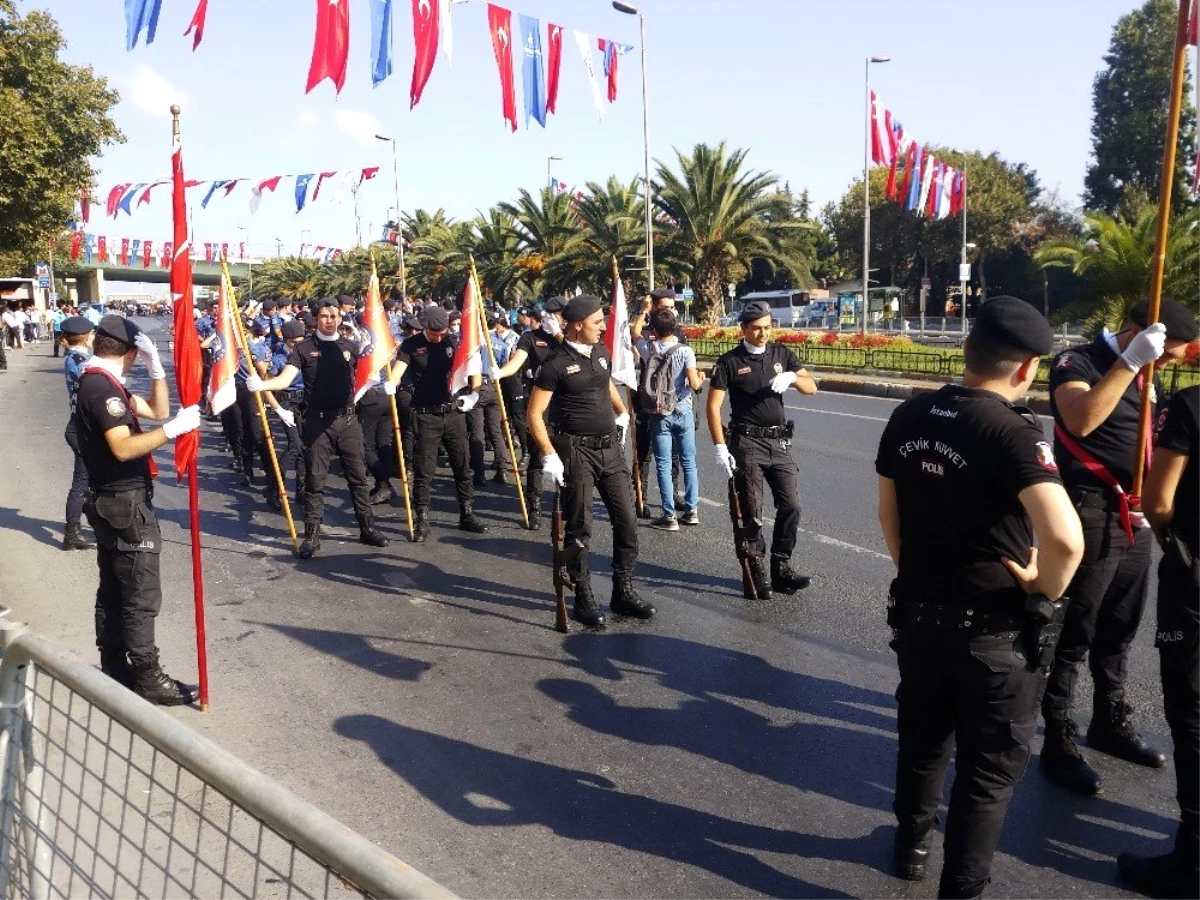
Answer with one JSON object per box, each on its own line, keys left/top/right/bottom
{"left": 694, "top": 497, "right": 891, "bottom": 561}
{"left": 783, "top": 406, "right": 889, "bottom": 423}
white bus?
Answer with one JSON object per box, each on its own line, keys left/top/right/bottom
{"left": 736, "top": 290, "right": 811, "bottom": 327}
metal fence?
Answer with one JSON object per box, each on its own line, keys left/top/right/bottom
{"left": 0, "top": 614, "right": 455, "bottom": 900}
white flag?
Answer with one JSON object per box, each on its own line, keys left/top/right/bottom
{"left": 574, "top": 30, "right": 605, "bottom": 120}
{"left": 439, "top": 0, "right": 453, "bottom": 65}
{"left": 917, "top": 157, "right": 935, "bottom": 216}
{"left": 937, "top": 168, "right": 953, "bottom": 219}
{"left": 604, "top": 268, "right": 637, "bottom": 389}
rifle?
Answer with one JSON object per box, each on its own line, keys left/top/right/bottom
{"left": 728, "top": 476, "right": 758, "bottom": 600}
{"left": 551, "top": 488, "right": 572, "bottom": 633}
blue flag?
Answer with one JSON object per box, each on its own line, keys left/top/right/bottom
{"left": 201, "top": 180, "right": 228, "bottom": 210}
{"left": 118, "top": 183, "right": 145, "bottom": 216}
{"left": 518, "top": 14, "right": 546, "bottom": 128}
{"left": 370, "top": 0, "right": 394, "bottom": 87}
{"left": 295, "top": 174, "right": 315, "bottom": 212}
{"left": 125, "top": 0, "right": 162, "bottom": 51}
{"left": 131, "top": 239, "right": 141, "bottom": 259}
{"left": 84, "top": 235, "right": 94, "bottom": 264}
{"left": 906, "top": 146, "right": 924, "bottom": 211}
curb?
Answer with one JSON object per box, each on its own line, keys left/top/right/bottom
{"left": 815, "top": 375, "right": 1053, "bottom": 416}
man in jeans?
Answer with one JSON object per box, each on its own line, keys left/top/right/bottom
{"left": 637, "top": 308, "right": 704, "bottom": 531}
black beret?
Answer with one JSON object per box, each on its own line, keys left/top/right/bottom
{"left": 419, "top": 305, "right": 449, "bottom": 331}
{"left": 96, "top": 315, "right": 141, "bottom": 347}
{"left": 1130, "top": 299, "right": 1199, "bottom": 342}
{"left": 383, "top": 299, "right": 398, "bottom": 311}
{"left": 316, "top": 298, "right": 338, "bottom": 310}
{"left": 355, "top": 299, "right": 365, "bottom": 310}
{"left": 563, "top": 294, "right": 603, "bottom": 323}
{"left": 298, "top": 311, "right": 315, "bottom": 326}
{"left": 442, "top": 298, "right": 455, "bottom": 311}
{"left": 261, "top": 299, "right": 278, "bottom": 311}
{"left": 650, "top": 288, "right": 676, "bottom": 301}
{"left": 59, "top": 316, "right": 94, "bottom": 336}
{"left": 971, "top": 296, "right": 1053, "bottom": 356}
{"left": 338, "top": 294, "right": 355, "bottom": 306}
{"left": 739, "top": 301, "right": 772, "bottom": 324}
{"left": 543, "top": 295, "right": 568, "bottom": 313}
{"left": 402, "top": 315, "right": 421, "bottom": 331}
{"left": 281, "top": 320, "right": 306, "bottom": 339}
{"left": 249, "top": 319, "right": 268, "bottom": 336}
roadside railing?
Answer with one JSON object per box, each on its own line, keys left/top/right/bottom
{"left": 0, "top": 613, "right": 455, "bottom": 900}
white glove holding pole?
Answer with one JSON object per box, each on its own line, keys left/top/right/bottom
{"left": 245, "top": 374, "right": 265, "bottom": 393}
{"left": 715, "top": 443, "right": 736, "bottom": 478}
{"left": 456, "top": 391, "right": 479, "bottom": 413}
{"left": 383, "top": 380, "right": 397, "bottom": 396}
{"left": 274, "top": 406, "right": 295, "bottom": 429}
{"left": 162, "top": 405, "right": 201, "bottom": 440}
{"left": 1121, "top": 322, "right": 1167, "bottom": 372}
{"left": 542, "top": 314, "right": 561, "bottom": 337}
{"left": 615, "top": 411, "right": 629, "bottom": 447}
{"left": 769, "top": 372, "right": 795, "bottom": 394}
{"left": 542, "top": 453, "right": 566, "bottom": 488}
{"left": 134, "top": 333, "right": 167, "bottom": 381}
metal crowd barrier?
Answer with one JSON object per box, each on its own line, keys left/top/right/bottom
{"left": 0, "top": 613, "right": 455, "bottom": 900}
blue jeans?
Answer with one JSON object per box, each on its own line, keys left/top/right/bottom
{"left": 650, "top": 407, "right": 698, "bottom": 517}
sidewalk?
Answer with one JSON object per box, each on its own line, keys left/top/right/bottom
{"left": 810, "top": 368, "right": 1053, "bottom": 414}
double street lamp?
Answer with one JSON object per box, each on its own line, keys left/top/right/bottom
{"left": 863, "top": 54, "right": 890, "bottom": 332}
{"left": 547, "top": 155, "right": 563, "bottom": 192}
{"left": 375, "top": 133, "right": 406, "bottom": 297}
{"left": 613, "top": 1, "right": 654, "bottom": 290}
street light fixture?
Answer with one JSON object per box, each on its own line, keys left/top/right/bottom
{"left": 375, "top": 133, "right": 406, "bottom": 297}
{"left": 236, "top": 225, "right": 252, "bottom": 298}
{"left": 547, "top": 155, "right": 563, "bottom": 192}
{"left": 862, "top": 54, "right": 890, "bottom": 332}
{"left": 612, "top": 1, "right": 654, "bottom": 290}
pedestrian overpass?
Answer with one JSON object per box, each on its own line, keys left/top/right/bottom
{"left": 72, "top": 259, "right": 251, "bottom": 304}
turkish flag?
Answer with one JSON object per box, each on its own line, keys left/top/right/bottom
{"left": 120, "top": 238, "right": 130, "bottom": 266}
{"left": 143, "top": 240, "right": 153, "bottom": 269}
{"left": 410, "top": 0, "right": 440, "bottom": 109}
{"left": 184, "top": 0, "right": 208, "bottom": 50}
{"left": 97, "top": 236, "right": 108, "bottom": 262}
{"left": 70, "top": 232, "right": 82, "bottom": 261}
{"left": 354, "top": 259, "right": 397, "bottom": 403}
{"left": 306, "top": 0, "right": 350, "bottom": 95}
{"left": 161, "top": 241, "right": 172, "bottom": 268}
{"left": 546, "top": 22, "right": 563, "bottom": 114}
{"left": 450, "top": 271, "right": 484, "bottom": 394}
{"left": 170, "top": 135, "right": 202, "bottom": 480}
{"left": 486, "top": 4, "right": 517, "bottom": 132}
{"left": 106, "top": 184, "right": 130, "bottom": 218}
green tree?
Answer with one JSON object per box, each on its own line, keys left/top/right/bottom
{"left": 0, "top": 0, "right": 123, "bottom": 274}
{"left": 543, "top": 176, "right": 644, "bottom": 297}
{"left": 1084, "top": 0, "right": 1196, "bottom": 214}
{"left": 498, "top": 188, "right": 580, "bottom": 293}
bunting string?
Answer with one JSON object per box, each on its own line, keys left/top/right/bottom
{"left": 869, "top": 91, "right": 966, "bottom": 221}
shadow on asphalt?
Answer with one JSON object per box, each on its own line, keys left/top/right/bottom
{"left": 0, "top": 505, "right": 65, "bottom": 550}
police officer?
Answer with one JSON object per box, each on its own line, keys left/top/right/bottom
{"left": 877, "top": 297, "right": 1084, "bottom": 897}
{"left": 196, "top": 298, "right": 217, "bottom": 417}
{"left": 60, "top": 316, "right": 97, "bottom": 550}
{"left": 247, "top": 299, "right": 389, "bottom": 558}
{"left": 1119, "top": 383, "right": 1200, "bottom": 896}
{"left": 1041, "top": 299, "right": 1197, "bottom": 793}
{"left": 233, "top": 320, "right": 273, "bottom": 490}
{"left": 491, "top": 313, "right": 525, "bottom": 462}
{"left": 468, "top": 315, "right": 514, "bottom": 487}
{"left": 263, "top": 319, "right": 307, "bottom": 510}
{"left": 493, "top": 297, "right": 568, "bottom": 528}
{"left": 526, "top": 294, "right": 654, "bottom": 629}
{"left": 706, "top": 300, "right": 816, "bottom": 599}
{"left": 385, "top": 305, "right": 488, "bottom": 542}
{"left": 75, "top": 316, "right": 202, "bottom": 704}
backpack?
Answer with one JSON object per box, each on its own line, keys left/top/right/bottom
{"left": 638, "top": 343, "right": 685, "bottom": 416}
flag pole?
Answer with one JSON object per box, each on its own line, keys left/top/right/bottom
{"left": 1132, "top": 0, "right": 1192, "bottom": 500}
{"left": 613, "top": 257, "right": 645, "bottom": 514}
{"left": 171, "top": 105, "right": 209, "bottom": 712}
{"left": 221, "top": 254, "right": 299, "bottom": 552}
{"left": 370, "top": 251, "right": 414, "bottom": 541}
{"left": 469, "top": 255, "right": 528, "bottom": 528}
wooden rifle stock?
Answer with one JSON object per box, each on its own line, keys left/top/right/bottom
{"left": 552, "top": 488, "right": 571, "bottom": 633}
{"left": 728, "top": 476, "right": 758, "bottom": 600}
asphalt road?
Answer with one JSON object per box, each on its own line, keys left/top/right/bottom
{"left": 0, "top": 319, "right": 1178, "bottom": 899}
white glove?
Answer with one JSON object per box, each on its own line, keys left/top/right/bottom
{"left": 1121, "top": 322, "right": 1167, "bottom": 372}
{"left": 456, "top": 391, "right": 479, "bottom": 413}
{"left": 135, "top": 333, "right": 166, "bottom": 381}
{"left": 245, "top": 374, "right": 265, "bottom": 393}
{"left": 542, "top": 314, "right": 561, "bottom": 337}
{"left": 615, "top": 412, "right": 629, "bottom": 446}
{"left": 770, "top": 372, "right": 795, "bottom": 394}
{"left": 162, "top": 405, "right": 201, "bottom": 440}
{"left": 274, "top": 406, "right": 295, "bottom": 428}
{"left": 542, "top": 453, "right": 566, "bottom": 488}
{"left": 383, "top": 380, "right": 397, "bottom": 396}
{"left": 715, "top": 443, "right": 736, "bottom": 478}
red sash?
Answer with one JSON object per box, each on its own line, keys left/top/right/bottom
{"left": 84, "top": 367, "right": 159, "bottom": 479}
{"left": 1054, "top": 422, "right": 1133, "bottom": 546}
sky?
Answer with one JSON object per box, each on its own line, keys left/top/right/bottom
{"left": 28, "top": 0, "right": 1151, "bottom": 268}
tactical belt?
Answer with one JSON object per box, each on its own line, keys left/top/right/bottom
{"left": 729, "top": 421, "right": 793, "bottom": 439}
{"left": 280, "top": 389, "right": 305, "bottom": 404}
{"left": 414, "top": 402, "right": 455, "bottom": 415}
{"left": 1069, "top": 486, "right": 1120, "bottom": 513}
{"left": 306, "top": 406, "right": 355, "bottom": 421}
{"left": 87, "top": 486, "right": 152, "bottom": 502}
{"left": 905, "top": 599, "right": 1021, "bottom": 635}
{"left": 554, "top": 428, "right": 619, "bottom": 449}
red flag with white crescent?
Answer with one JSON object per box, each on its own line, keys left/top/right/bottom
{"left": 306, "top": 0, "right": 350, "bottom": 94}
{"left": 209, "top": 273, "right": 239, "bottom": 416}
{"left": 411, "top": 0, "right": 441, "bottom": 108}
{"left": 185, "top": 0, "right": 208, "bottom": 50}
{"left": 171, "top": 134, "right": 203, "bottom": 480}
{"left": 450, "top": 273, "right": 484, "bottom": 395}
{"left": 486, "top": 4, "right": 518, "bottom": 132}
{"left": 354, "top": 259, "right": 397, "bottom": 403}
{"left": 546, "top": 22, "right": 563, "bottom": 113}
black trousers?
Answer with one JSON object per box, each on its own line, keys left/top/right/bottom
{"left": 234, "top": 382, "right": 267, "bottom": 476}
{"left": 412, "top": 409, "right": 472, "bottom": 510}
{"left": 274, "top": 396, "right": 307, "bottom": 503}
{"left": 356, "top": 389, "right": 393, "bottom": 481}
{"left": 1156, "top": 553, "right": 1200, "bottom": 863}
{"left": 1043, "top": 503, "right": 1151, "bottom": 719}
{"left": 552, "top": 434, "right": 639, "bottom": 586}
{"left": 501, "top": 377, "right": 527, "bottom": 457}
{"left": 84, "top": 489, "right": 163, "bottom": 661}
{"left": 894, "top": 625, "right": 1042, "bottom": 898}
{"left": 729, "top": 430, "right": 802, "bottom": 559}
{"left": 468, "top": 382, "right": 511, "bottom": 476}
{"left": 201, "top": 353, "right": 213, "bottom": 412}
{"left": 52, "top": 331, "right": 61, "bottom": 357}
{"left": 301, "top": 412, "right": 373, "bottom": 528}
{"left": 63, "top": 419, "right": 89, "bottom": 526}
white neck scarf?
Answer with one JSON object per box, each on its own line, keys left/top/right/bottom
{"left": 567, "top": 340, "right": 593, "bottom": 357}
{"left": 742, "top": 340, "right": 766, "bottom": 356}
{"left": 82, "top": 355, "right": 126, "bottom": 384}
{"left": 316, "top": 330, "right": 339, "bottom": 342}
{"left": 1102, "top": 327, "right": 1120, "bottom": 356}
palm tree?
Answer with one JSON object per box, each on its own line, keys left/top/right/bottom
{"left": 544, "top": 176, "right": 644, "bottom": 297}
{"left": 655, "top": 142, "right": 814, "bottom": 323}
{"left": 251, "top": 256, "right": 324, "bottom": 302}
{"left": 471, "top": 208, "right": 525, "bottom": 304}
{"left": 498, "top": 187, "right": 580, "bottom": 295}
{"left": 409, "top": 219, "right": 473, "bottom": 301}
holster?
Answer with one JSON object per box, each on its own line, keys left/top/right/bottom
{"left": 886, "top": 578, "right": 904, "bottom": 651}
{"left": 1021, "top": 593, "right": 1066, "bottom": 671}
{"left": 90, "top": 492, "right": 139, "bottom": 544}
{"left": 1161, "top": 525, "right": 1196, "bottom": 573}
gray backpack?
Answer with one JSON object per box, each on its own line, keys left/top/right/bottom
{"left": 638, "top": 343, "right": 684, "bottom": 416}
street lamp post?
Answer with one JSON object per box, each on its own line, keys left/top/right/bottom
{"left": 960, "top": 181, "right": 972, "bottom": 336}
{"left": 375, "top": 133, "right": 406, "bottom": 297}
{"left": 863, "top": 54, "right": 890, "bottom": 333}
{"left": 613, "top": 1, "right": 654, "bottom": 290}
{"left": 236, "top": 225, "right": 252, "bottom": 299}
{"left": 547, "top": 155, "right": 563, "bottom": 191}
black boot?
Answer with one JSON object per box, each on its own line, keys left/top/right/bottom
{"left": 369, "top": 479, "right": 394, "bottom": 506}
{"left": 99, "top": 650, "right": 135, "bottom": 688}
{"left": 1118, "top": 844, "right": 1199, "bottom": 899}
{"left": 358, "top": 518, "right": 390, "bottom": 548}
{"left": 894, "top": 816, "right": 936, "bottom": 881}
{"left": 493, "top": 470, "right": 509, "bottom": 485}
{"left": 458, "top": 502, "right": 489, "bottom": 534}
{"left": 239, "top": 457, "right": 256, "bottom": 488}
{"left": 264, "top": 488, "right": 283, "bottom": 512}
{"left": 413, "top": 508, "right": 430, "bottom": 543}
{"left": 61, "top": 522, "right": 94, "bottom": 551}
{"left": 746, "top": 556, "right": 773, "bottom": 600}
{"left": 1041, "top": 714, "right": 1102, "bottom": 795}
{"left": 771, "top": 556, "right": 811, "bottom": 594}
{"left": 572, "top": 581, "right": 606, "bottom": 629}
{"left": 297, "top": 523, "right": 321, "bottom": 559}
{"left": 1087, "top": 694, "right": 1168, "bottom": 768}
{"left": 129, "top": 653, "right": 195, "bottom": 706}
{"left": 611, "top": 575, "right": 656, "bottom": 620}
{"left": 525, "top": 493, "right": 542, "bottom": 531}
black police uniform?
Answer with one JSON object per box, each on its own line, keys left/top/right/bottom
{"left": 1043, "top": 336, "right": 1165, "bottom": 779}
{"left": 536, "top": 339, "right": 652, "bottom": 624}
{"left": 268, "top": 330, "right": 307, "bottom": 508}
{"left": 356, "top": 375, "right": 395, "bottom": 498}
{"left": 396, "top": 332, "right": 485, "bottom": 538}
{"left": 286, "top": 335, "right": 382, "bottom": 553}
{"left": 515, "top": 325, "right": 562, "bottom": 523}
{"left": 467, "top": 352, "right": 513, "bottom": 485}
{"left": 61, "top": 326, "right": 95, "bottom": 550}
{"left": 710, "top": 340, "right": 809, "bottom": 594}
{"left": 878, "top": 383, "right": 1064, "bottom": 898}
